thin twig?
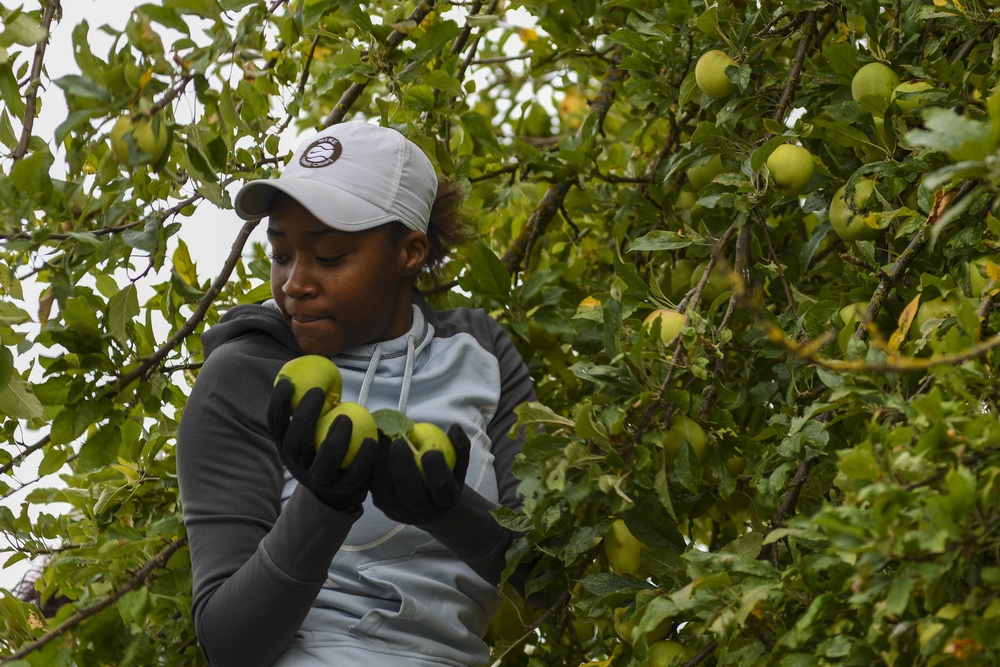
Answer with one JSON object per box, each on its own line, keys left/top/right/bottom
{"left": 322, "top": 1, "right": 437, "bottom": 128}
{"left": 473, "top": 52, "right": 534, "bottom": 65}
{"left": 754, "top": 212, "right": 807, "bottom": 342}
{"left": 501, "top": 49, "right": 624, "bottom": 276}
{"left": 12, "top": 0, "right": 59, "bottom": 162}
{"left": 0, "top": 219, "right": 260, "bottom": 478}
{"left": 2, "top": 537, "right": 187, "bottom": 663}
{"left": 758, "top": 457, "right": 816, "bottom": 565}
{"left": 771, "top": 12, "right": 816, "bottom": 125}
{"left": 856, "top": 182, "right": 975, "bottom": 341}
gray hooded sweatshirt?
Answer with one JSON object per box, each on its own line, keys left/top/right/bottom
{"left": 176, "top": 294, "right": 536, "bottom": 667}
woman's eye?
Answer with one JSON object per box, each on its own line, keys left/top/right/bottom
{"left": 317, "top": 255, "right": 344, "bottom": 266}
{"left": 268, "top": 253, "right": 288, "bottom": 265}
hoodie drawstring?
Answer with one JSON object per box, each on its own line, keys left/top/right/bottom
{"left": 357, "top": 343, "right": 382, "bottom": 408}
{"left": 355, "top": 334, "right": 415, "bottom": 413}
{"left": 397, "top": 335, "right": 415, "bottom": 413}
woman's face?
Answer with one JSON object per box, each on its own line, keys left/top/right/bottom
{"left": 267, "top": 194, "right": 426, "bottom": 356}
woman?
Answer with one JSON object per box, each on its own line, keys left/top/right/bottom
{"left": 177, "top": 122, "right": 536, "bottom": 666}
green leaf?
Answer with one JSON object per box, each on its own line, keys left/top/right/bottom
{"left": 906, "top": 107, "right": 994, "bottom": 162}
{"left": 108, "top": 284, "right": 140, "bottom": 347}
{"left": 751, "top": 135, "right": 792, "bottom": 173}
{"left": 0, "top": 12, "right": 47, "bottom": 47}
{"left": 694, "top": 7, "right": 719, "bottom": 35}
{"left": 122, "top": 217, "right": 162, "bottom": 252}
{"left": 0, "top": 374, "right": 43, "bottom": 419}
{"left": 371, "top": 408, "right": 413, "bottom": 438}
{"left": 627, "top": 231, "right": 695, "bottom": 252}
{"left": 459, "top": 242, "right": 510, "bottom": 298}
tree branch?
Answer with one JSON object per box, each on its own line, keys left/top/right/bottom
{"left": 0, "top": 218, "right": 260, "bottom": 479}
{"left": 856, "top": 181, "right": 976, "bottom": 342}
{"left": 322, "top": 1, "right": 437, "bottom": 128}
{"left": 2, "top": 537, "right": 187, "bottom": 663}
{"left": 12, "top": 0, "right": 59, "bottom": 163}
{"left": 758, "top": 457, "right": 816, "bottom": 565}
{"left": 770, "top": 12, "right": 816, "bottom": 125}
{"left": 501, "top": 49, "right": 625, "bottom": 276}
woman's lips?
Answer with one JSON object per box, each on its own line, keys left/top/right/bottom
{"left": 289, "top": 314, "right": 328, "bottom": 326}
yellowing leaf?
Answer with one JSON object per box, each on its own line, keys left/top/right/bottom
{"left": 516, "top": 27, "right": 538, "bottom": 43}
{"left": 173, "top": 239, "right": 198, "bottom": 287}
{"left": 890, "top": 295, "right": 920, "bottom": 352}
{"left": 138, "top": 66, "right": 154, "bottom": 92}
{"left": 38, "top": 286, "right": 54, "bottom": 327}
{"left": 986, "top": 260, "right": 1000, "bottom": 283}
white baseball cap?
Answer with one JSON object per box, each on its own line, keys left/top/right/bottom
{"left": 234, "top": 122, "right": 438, "bottom": 233}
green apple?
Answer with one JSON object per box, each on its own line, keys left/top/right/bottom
{"left": 604, "top": 518, "right": 645, "bottom": 577}
{"left": 614, "top": 605, "right": 671, "bottom": 645}
{"left": 675, "top": 187, "right": 698, "bottom": 210}
{"left": 649, "top": 640, "right": 693, "bottom": 666}
{"left": 274, "top": 355, "right": 342, "bottom": 414}
{"left": 110, "top": 114, "right": 170, "bottom": 166}
{"left": 669, "top": 259, "right": 696, "bottom": 296}
{"left": 687, "top": 154, "right": 726, "bottom": 191}
{"left": 892, "top": 80, "right": 934, "bottom": 113}
{"left": 829, "top": 179, "right": 883, "bottom": 242}
{"left": 689, "top": 259, "right": 732, "bottom": 302}
{"left": 488, "top": 585, "right": 538, "bottom": 643}
{"left": 643, "top": 308, "right": 687, "bottom": 345}
{"left": 726, "top": 455, "right": 746, "bottom": 477}
{"left": 911, "top": 295, "right": 959, "bottom": 337}
{"left": 662, "top": 415, "right": 707, "bottom": 466}
{"left": 695, "top": 50, "right": 738, "bottom": 100}
{"left": 314, "top": 402, "right": 377, "bottom": 468}
{"left": 851, "top": 62, "right": 901, "bottom": 115}
{"left": 839, "top": 301, "right": 869, "bottom": 329}
{"left": 968, "top": 255, "right": 998, "bottom": 297}
{"left": 407, "top": 422, "right": 457, "bottom": 475}
{"left": 766, "top": 144, "right": 815, "bottom": 196}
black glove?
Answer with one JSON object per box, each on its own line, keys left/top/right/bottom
{"left": 267, "top": 379, "right": 378, "bottom": 512}
{"left": 371, "top": 424, "right": 471, "bottom": 525}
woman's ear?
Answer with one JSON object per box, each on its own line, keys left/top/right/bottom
{"left": 400, "top": 231, "right": 429, "bottom": 277}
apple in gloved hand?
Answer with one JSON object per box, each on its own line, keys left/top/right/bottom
{"left": 274, "top": 355, "right": 342, "bottom": 414}
{"left": 406, "top": 422, "right": 457, "bottom": 476}
{"left": 314, "top": 402, "right": 378, "bottom": 468}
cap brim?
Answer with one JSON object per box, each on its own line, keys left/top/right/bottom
{"left": 234, "top": 177, "right": 398, "bottom": 231}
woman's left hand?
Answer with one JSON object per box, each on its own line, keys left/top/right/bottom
{"left": 371, "top": 424, "right": 471, "bottom": 525}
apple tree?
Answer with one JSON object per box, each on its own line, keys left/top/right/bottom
{"left": 1, "top": 0, "right": 999, "bottom": 666}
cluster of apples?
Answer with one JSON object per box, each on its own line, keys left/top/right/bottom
{"left": 273, "top": 355, "right": 456, "bottom": 474}
{"left": 601, "top": 520, "right": 694, "bottom": 665}
{"left": 830, "top": 62, "right": 937, "bottom": 243}
{"left": 693, "top": 50, "right": 816, "bottom": 199}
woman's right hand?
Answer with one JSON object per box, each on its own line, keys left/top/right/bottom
{"left": 267, "top": 379, "right": 378, "bottom": 512}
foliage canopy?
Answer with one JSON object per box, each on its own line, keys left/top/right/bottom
{"left": 1, "top": 0, "right": 999, "bottom": 665}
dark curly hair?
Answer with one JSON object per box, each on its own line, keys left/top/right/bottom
{"left": 384, "top": 177, "right": 473, "bottom": 287}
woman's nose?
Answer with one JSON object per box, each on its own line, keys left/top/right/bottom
{"left": 281, "top": 259, "right": 316, "bottom": 298}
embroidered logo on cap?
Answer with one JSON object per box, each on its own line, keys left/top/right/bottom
{"left": 299, "top": 136, "right": 342, "bottom": 169}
